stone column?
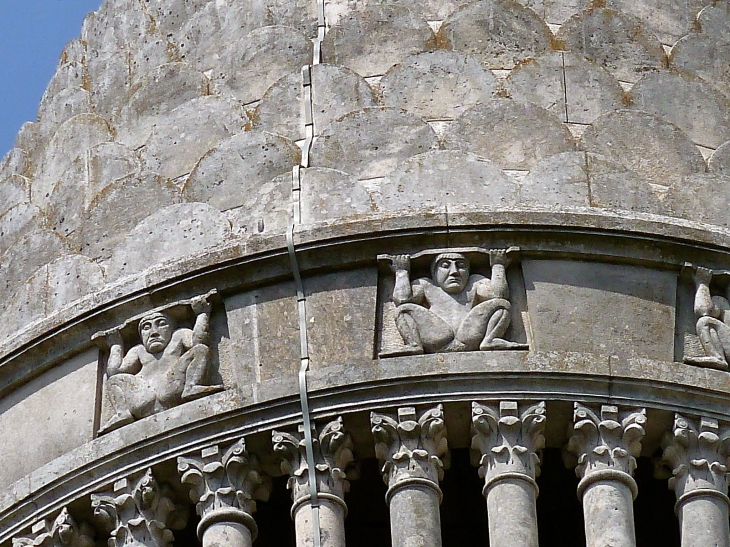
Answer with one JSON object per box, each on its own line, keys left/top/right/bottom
{"left": 12, "top": 507, "right": 95, "bottom": 547}
{"left": 565, "top": 403, "right": 646, "bottom": 547}
{"left": 370, "top": 405, "right": 449, "bottom": 547}
{"left": 660, "top": 414, "right": 730, "bottom": 547}
{"left": 91, "top": 468, "right": 189, "bottom": 547}
{"left": 177, "top": 439, "right": 272, "bottom": 547}
{"left": 272, "top": 417, "right": 355, "bottom": 547}
{"left": 471, "top": 401, "right": 546, "bottom": 547}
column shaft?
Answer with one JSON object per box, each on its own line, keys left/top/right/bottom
{"left": 678, "top": 495, "right": 730, "bottom": 547}
{"left": 294, "top": 499, "right": 346, "bottom": 547}
{"left": 202, "top": 522, "right": 253, "bottom": 547}
{"left": 389, "top": 484, "right": 442, "bottom": 547}
{"left": 486, "top": 478, "right": 538, "bottom": 547}
{"left": 582, "top": 481, "right": 635, "bottom": 547}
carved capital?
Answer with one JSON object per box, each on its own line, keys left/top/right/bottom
{"left": 272, "top": 417, "right": 355, "bottom": 511}
{"left": 565, "top": 404, "right": 646, "bottom": 499}
{"left": 661, "top": 414, "right": 730, "bottom": 507}
{"left": 471, "top": 401, "right": 546, "bottom": 494}
{"left": 371, "top": 405, "right": 449, "bottom": 499}
{"left": 12, "top": 508, "right": 94, "bottom": 547}
{"left": 91, "top": 469, "right": 188, "bottom": 547}
{"left": 177, "top": 438, "right": 271, "bottom": 539}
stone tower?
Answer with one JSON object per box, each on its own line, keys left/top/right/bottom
{"left": 1, "top": 0, "right": 730, "bottom": 546}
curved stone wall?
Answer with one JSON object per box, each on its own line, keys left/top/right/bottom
{"left": 2, "top": 0, "right": 730, "bottom": 545}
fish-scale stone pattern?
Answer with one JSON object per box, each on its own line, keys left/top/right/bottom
{"left": 0, "top": 0, "right": 727, "bottom": 345}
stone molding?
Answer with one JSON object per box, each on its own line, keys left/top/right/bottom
{"left": 565, "top": 403, "right": 647, "bottom": 500}
{"left": 661, "top": 414, "right": 730, "bottom": 510}
{"left": 12, "top": 508, "right": 94, "bottom": 547}
{"left": 177, "top": 438, "right": 271, "bottom": 540}
{"left": 90, "top": 469, "right": 188, "bottom": 547}
{"left": 471, "top": 401, "right": 546, "bottom": 495}
{"left": 371, "top": 405, "right": 449, "bottom": 503}
{"left": 272, "top": 417, "right": 355, "bottom": 514}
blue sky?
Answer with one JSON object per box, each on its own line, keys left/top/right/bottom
{"left": 0, "top": 0, "right": 103, "bottom": 159}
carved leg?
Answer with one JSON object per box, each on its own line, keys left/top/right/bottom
{"left": 181, "top": 344, "right": 224, "bottom": 402}
{"left": 394, "top": 304, "right": 454, "bottom": 353}
{"left": 693, "top": 317, "right": 730, "bottom": 369}
{"left": 99, "top": 374, "right": 157, "bottom": 434}
{"left": 455, "top": 298, "right": 522, "bottom": 350}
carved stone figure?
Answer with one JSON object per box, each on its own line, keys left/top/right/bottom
{"left": 388, "top": 248, "right": 526, "bottom": 354}
{"left": 687, "top": 266, "right": 730, "bottom": 369}
{"left": 97, "top": 292, "right": 224, "bottom": 434}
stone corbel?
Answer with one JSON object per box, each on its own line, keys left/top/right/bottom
{"left": 177, "top": 438, "right": 271, "bottom": 543}
{"left": 371, "top": 405, "right": 449, "bottom": 502}
{"left": 12, "top": 508, "right": 95, "bottom": 547}
{"left": 471, "top": 401, "right": 546, "bottom": 495}
{"left": 91, "top": 469, "right": 188, "bottom": 547}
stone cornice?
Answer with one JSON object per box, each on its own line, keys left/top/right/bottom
{"left": 6, "top": 207, "right": 730, "bottom": 398}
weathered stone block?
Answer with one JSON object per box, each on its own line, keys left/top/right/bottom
{"left": 671, "top": 34, "right": 730, "bottom": 100}
{"left": 697, "top": 4, "right": 730, "bottom": 41}
{"left": 437, "top": 0, "right": 553, "bottom": 70}
{"left": 508, "top": 52, "right": 625, "bottom": 125}
{"left": 255, "top": 64, "right": 377, "bottom": 141}
{"left": 141, "top": 96, "right": 249, "bottom": 181}
{"left": 70, "top": 172, "right": 183, "bottom": 262}
{"left": 580, "top": 109, "right": 706, "bottom": 188}
{"left": 223, "top": 283, "right": 300, "bottom": 386}
{"left": 0, "top": 348, "right": 98, "bottom": 488}
{"left": 299, "top": 167, "right": 376, "bottom": 224}
{"left": 0, "top": 230, "right": 66, "bottom": 299}
{"left": 605, "top": 0, "right": 706, "bottom": 45}
{"left": 0, "top": 203, "right": 42, "bottom": 256}
{"left": 518, "top": 152, "right": 590, "bottom": 207}
{"left": 629, "top": 72, "right": 730, "bottom": 150}
{"left": 322, "top": 5, "right": 435, "bottom": 77}
{"left": 522, "top": 260, "right": 676, "bottom": 360}
{"left": 183, "top": 130, "right": 300, "bottom": 211}
{"left": 709, "top": 141, "right": 730, "bottom": 176}
{"left": 305, "top": 269, "right": 378, "bottom": 368}
{"left": 114, "top": 63, "right": 209, "bottom": 150}
{"left": 667, "top": 173, "right": 730, "bottom": 228}
{"left": 443, "top": 100, "right": 574, "bottom": 170}
{"left": 105, "top": 203, "right": 232, "bottom": 279}
{"left": 311, "top": 107, "right": 438, "bottom": 179}
{"left": 225, "top": 172, "right": 292, "bottom": 237}
{"left": 213, "top": 25, "right": 313, "bottom": 105}
{"left": 0, "top": 175, "right": 30, "bottom": 218}
{"left": 557, "top": 8, "right": 666, "bottom": 84}
{"left": 380, "top": 50, "right": 497, "bottom": 121}
{"left": 381, "top": 150, "right": 519, "bottom": 210}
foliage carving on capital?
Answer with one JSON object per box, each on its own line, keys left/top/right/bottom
{"left": 177, "top": 438, "right": 272, "bottom": 521}
{"left": 371, "top": 405, "right": 449, "bottom": 488}
{"left": 660, "top": 414, "right": 730, "bottom": 499}
{"left": 91, "top": 469, "right": 188, "bottom": 547}
{"left": 565, "top": 403, "right": 646, "bottom": 478}
{"left": 272, "top": 417, "right": 356, "bottom": 503}
{"left": 12, "top": 508, "right": 95, "bottom": 547}
{"left": 471, "top": 401, "right": 546, "bottom": 486}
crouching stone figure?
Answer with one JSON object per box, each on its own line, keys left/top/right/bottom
{"left": 98, "top": 294, "right": 224, "bottom": 434}
{"left": 390, "top": 248, "right": 526, "bottom": 354}
{"left": 687, "top": 266, "right": 730, "bottom": 369}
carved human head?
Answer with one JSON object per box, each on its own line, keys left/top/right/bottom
{"left": 431, "top": 253, "right": 470, "bottom": 294}
{"left": 138, "top": 311, "right": 175, "bottom": 354}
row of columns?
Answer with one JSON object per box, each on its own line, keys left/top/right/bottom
{"left": 12, "top": 403, "right": 730, "bottom": 547}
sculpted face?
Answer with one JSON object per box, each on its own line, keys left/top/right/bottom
{"left": 432, "top": 253, "right": 469, "bottom": 294}
{"left": 54, "top": 509, "right": 75, "bottom": 546}
{"left": 138, "top": 312, "right": 174, "bottom": 354}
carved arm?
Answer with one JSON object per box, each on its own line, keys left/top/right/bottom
{"left": 391, "top": 255, "right": 421, "bottom": 306}
{"left": 487, "top": 249, "right": 514, "bottom": 300}
{"left": 106, "top": 330, "right": 141, "bottom": 376}
{"left": 694, "top": 267, "right": 720, "bottom": 319}
{"left": 190, "top": 295, "right": 212, "bottom": 346}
